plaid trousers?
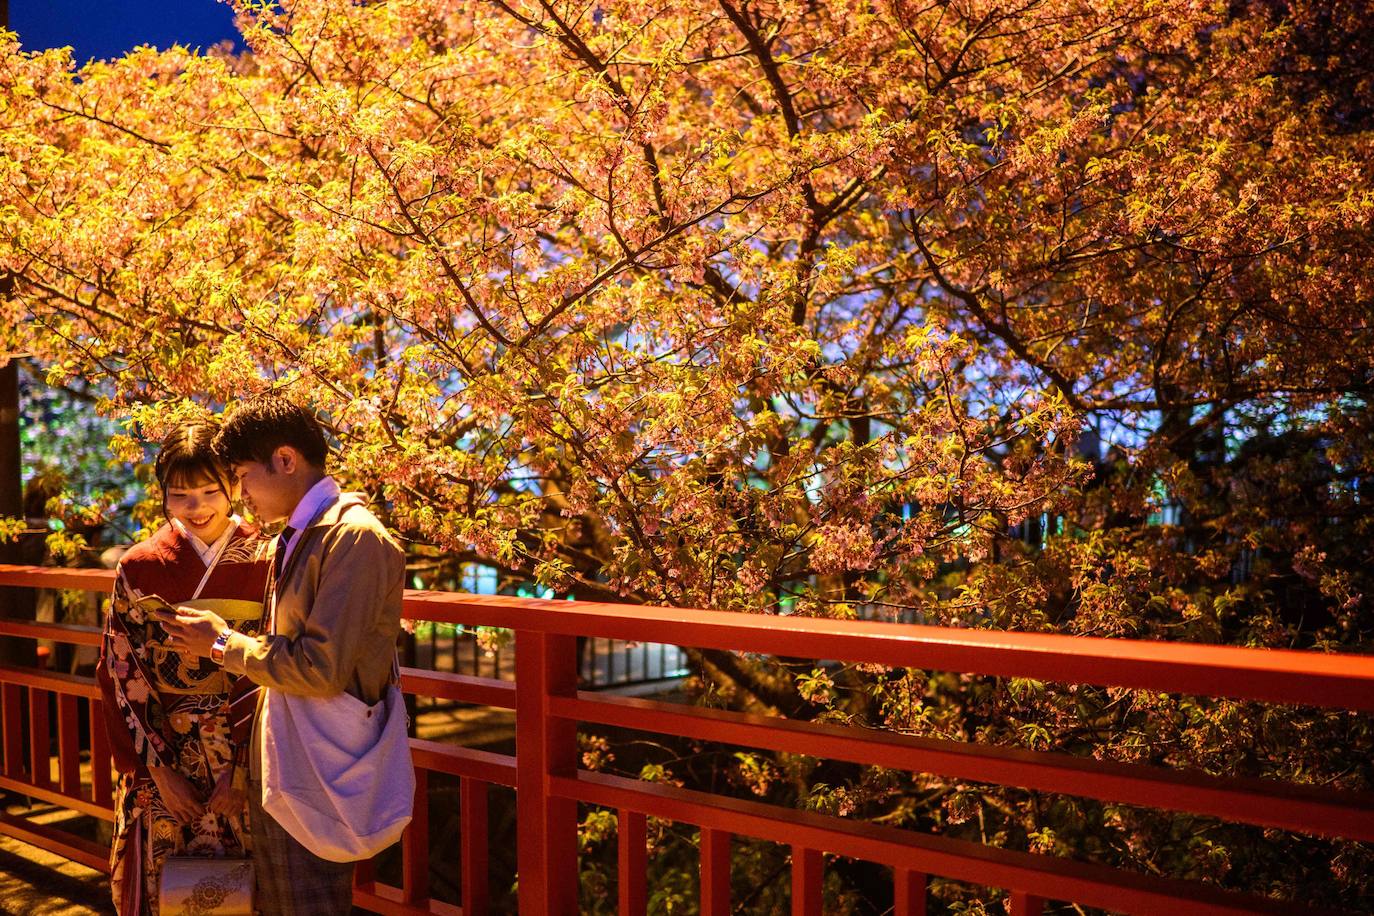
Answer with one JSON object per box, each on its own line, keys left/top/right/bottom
{"left": 248, "top": 778, "right": 356, "bottom": 916}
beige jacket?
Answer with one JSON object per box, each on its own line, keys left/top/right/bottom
{"left": 222, "top": 493, "right": 404, "bottom": 779}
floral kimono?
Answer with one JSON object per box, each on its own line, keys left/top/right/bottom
{"left": 98, "top": 519, "right": 269, "bottom": 916}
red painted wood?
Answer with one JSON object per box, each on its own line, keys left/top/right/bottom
{"left": 462, "top": 777, "right": 490, "bottom": 916}
{"left": 0, "top": 617, "right": 102, "bottom": 646}
{"left": 400, "top": 668, "right": 515, "bottom": 709}
{"left": 0, "top": 811, "right": 108, "bottom": 870}
{"left": 553, "top": 693, "right": 1374, "bottom": 842}
{"left": 618, "top": 809, "right": 646, "bottom": 916}
{"left": 352, "top": 880, "right": 462, "bottom": 916}
{"left": 89, "top": 697, "right": 113, "bottom": 807}
{"left": 0, "top": 565, "right": 116, "bottom": 592}
{"left": 893, "top": 867, "right": 927, "bottom": 916}
{"left": 792, "top": 847, "right": 822, "bottom": 916}
{"left": 555, "top": 771, "right": 1317, "bottom": 915}
{"left": 391, "top": 587, "right": 1374, "bottom": 712}
{"left": 0, "top": 772, "right": 114, "bottom": 820}
{"left": 700, "top": 827, "right": 731, "bottom": 916}
{"left": 403, "top": 766, "right": 430, "bottom": 904}
{"left": 354, "top": 855, "right": 376, "bottom": 888}
{"left": 515, "top": 631, "right": 579, "bottom": 916}
{"left": 29, "top": 686, "right": 50, "bottom": 789}
{"left": 6, "top": 565, "right": 1374, "bottom": 712}
{"left": 0, "top": 663, "right": 100, "bottom": 698}
{"left": 410, "top": 739, "right": 516, "bottom": 786}
{"left": 56, "top": 693, "right": 80, "bottom": 796}
{"left": 0, "top": 565, "right": 1368, "bottom": 915}
{"left": 2, "top": 683, "right": 21, "bottom": 778}
{"left": 1011, "top": 891, "right": 1046, "bottom": 915}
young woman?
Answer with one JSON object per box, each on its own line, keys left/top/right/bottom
{"left": 98, "top": 420, "right": 270, "bottom": 915}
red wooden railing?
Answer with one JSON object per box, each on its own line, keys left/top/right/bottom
{"left": 1, "top": 563, "right": 1372, "bottom": 915}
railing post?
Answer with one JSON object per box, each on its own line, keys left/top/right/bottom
{"left": 1011, "top": 891, "right": 1045, "bottom": 915}
{"left": 516, "top": 630, "right": 578, "bottom": 916}
{"left": 462, "top": 777, "right": 490, "bottom": 916}
{"left": 700, "top": 827, "right": 731, "bottom": 915}
{"left": 56, "top": 694, "right": 79, "bottom": 796}
{"left": 618, "top": 809, "right": 646, "bottom": 916}
{"left": 402, "top": 766, "right": 430, "bottom": 904}
{"left": 88, "top": 697, "right": 112, "bottom": 807}
{"left": 29, "top": 686, "right": 50, "bottom": 788}
{"left": 792, "top": 846, "right": 822, "bottom": 916}
{"left": 2, "top": 682, "right": 21, "bottom": 778}
{"left": 894, "top": 868, "right": 927, "bottom": 916}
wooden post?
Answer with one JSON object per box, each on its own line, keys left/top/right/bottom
{"left": 618, "top": 809, "right": 646, "bottom": 916}
{"left": 462, "top": 777, "right": 490, "bottom": 916}
{"left": 700, "top": 827, "right": 732, "bottom": 915}
{"left": 515, "top": 631, "right": 578, "bottom": 915}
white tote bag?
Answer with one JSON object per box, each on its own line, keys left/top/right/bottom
{"left": 259, "top": 672, "right": 415, "bottom": 863}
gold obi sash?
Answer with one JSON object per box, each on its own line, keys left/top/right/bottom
{"left": 149, "top": 598, "right": 264, "bottom": 696}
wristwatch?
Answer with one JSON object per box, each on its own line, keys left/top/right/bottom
{"left": 209, "top": 628, "right": 232, "bottom": 666}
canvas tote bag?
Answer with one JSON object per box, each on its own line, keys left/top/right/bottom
{"left": 259, "top": 659, "right": 414, "bottom": 862}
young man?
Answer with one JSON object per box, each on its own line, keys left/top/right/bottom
{"left": 158, "top": 394, "right": 405, "bottom": 916}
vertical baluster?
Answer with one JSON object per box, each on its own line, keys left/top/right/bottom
{"left": 402, "top": 766, "right": 430, "bottom": 904}
{"left": 88, "top": 696, "right": 113, "bottom": 807}
{"left": 353, "top": 855, "right": 376, "bottom": 896}
{"left": 2, "top": 683, "right": 22, "bottom": 778}
{"left": 791, "top": 846, "right": 822, "bottom": 916}
{"left": 893, "top": 868, "right": 927, "bottom": 916}
{"left": 462, "top": 776, "right": 490, "bottom": 916}
{"left": 700, "top": 828, "right": 731, "bottom": 916}
{"left": 515, "top": 631, "right": 578, "bottom": 916}
{"left": 29, "top": 686, "right": 51, "bottom": 788}
{"left": 1010, "top": 891, "right": 1045, "bottom": 916}
{"left": 618, "top": 809, "right": 646, "bottom": 916}
{"left": 57, "top": 693, "right": 80, "bottom": 796}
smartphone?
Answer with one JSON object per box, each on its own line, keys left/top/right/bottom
{"left": 136, "top": 593, "right": 179, "bottom": 623}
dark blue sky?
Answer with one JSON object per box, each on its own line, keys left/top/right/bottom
{"left": 9, "top": 1, "right": 244, "bottom": 64}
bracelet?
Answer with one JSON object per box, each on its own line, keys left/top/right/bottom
{"left": 209, "top": 629, "right": 231, "bottom": 666}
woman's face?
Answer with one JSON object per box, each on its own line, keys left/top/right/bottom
{"left": 164, "top": 475, "right": 236, "bottom": 543}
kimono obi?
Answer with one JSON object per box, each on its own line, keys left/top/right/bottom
{"left": 148, "top": 597, "right": 264, "bottom": 696}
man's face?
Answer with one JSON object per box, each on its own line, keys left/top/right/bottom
{"left": 232, "top": 458, "right": 295, "bottom": 524}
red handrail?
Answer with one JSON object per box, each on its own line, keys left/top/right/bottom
{"left": 0, "top": 563, "right": 1364, "bottom": 915}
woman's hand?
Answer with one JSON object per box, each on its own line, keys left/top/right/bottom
{"left": 149, "top": 765, "right": 205, "bottom": 824}
{"left": 207, "top": 768, "right": 245, "bottom": 818}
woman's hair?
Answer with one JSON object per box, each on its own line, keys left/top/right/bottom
{"left": 155, "top": 421, "right": 233, "bottom": 512}
{"left": 213, "top": 394, "right": 329, "bottom": 469}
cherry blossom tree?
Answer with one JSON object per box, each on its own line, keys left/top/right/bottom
{"left": 2, "top": 0, "right": 1371, "bottom": 908}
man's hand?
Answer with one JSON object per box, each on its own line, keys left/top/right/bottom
{"left": 154, "top": 606, "right": 229, "bottom": 659}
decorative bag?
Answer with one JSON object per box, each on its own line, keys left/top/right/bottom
{"left": 259, "top": 665, "right": 414, "bottom": 863}
{"left": 159, "top": 857, "right": 253, "bottom": 916}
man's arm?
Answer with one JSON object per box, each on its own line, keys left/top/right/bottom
{"left": 220, "top": 522, "right": 403, "bottom": 697}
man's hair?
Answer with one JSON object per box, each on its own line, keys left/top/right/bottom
{"left": 213, "top": 394, "right": 329, "bottom": 469}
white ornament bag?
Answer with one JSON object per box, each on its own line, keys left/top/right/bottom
{"left": 259, "top": 663, "right": 414, "bottom": 862}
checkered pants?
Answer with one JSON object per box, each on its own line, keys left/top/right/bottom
{"left": 248, "top": 779, "right": 356, "bottom": 916}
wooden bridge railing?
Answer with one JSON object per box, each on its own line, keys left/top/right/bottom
{"left": 1, "top": 563, "right": 1372, "bottom": 914}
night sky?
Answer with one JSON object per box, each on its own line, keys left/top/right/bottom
{"left": 8, "top": 1, "right": 244, "bottom": 64}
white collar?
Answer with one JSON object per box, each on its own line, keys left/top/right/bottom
{"left": 274, "top": 476, "right": 341, "bottom": 579}
{"left": 284, "top": 475, "right": 341, "bottom": 533}
{"left": 173, "top": 515, "right": 240, "bottom": 565}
